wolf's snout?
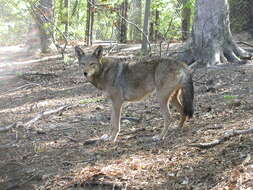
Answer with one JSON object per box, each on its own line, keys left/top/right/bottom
{"left": 83, "top": 72, "right": 87, "bottom": 77}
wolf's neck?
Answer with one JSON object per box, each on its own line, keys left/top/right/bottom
{"left": 90, "top": 61, "right": 118, "bottom": 90}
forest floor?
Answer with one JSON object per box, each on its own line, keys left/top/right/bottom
{"left": 0, "top": 43, "right": 253, "bottom": 190}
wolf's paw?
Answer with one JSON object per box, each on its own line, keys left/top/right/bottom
{"left": 100, "top": 134, "right": 110, "bottom": 141}
{"left": 152, "top": 135, "right": 162, "bottom": 142}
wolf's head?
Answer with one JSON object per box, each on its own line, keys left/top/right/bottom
{"left": 75, "top": 45, "right": 103, "bottom": 81}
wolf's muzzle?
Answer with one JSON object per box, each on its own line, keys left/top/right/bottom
{"left": 83, "top": 72, "right": 88, "bottom": 77}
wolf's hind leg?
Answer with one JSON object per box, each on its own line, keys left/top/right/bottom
{"left": 170, "top": 89, "right": 187, "bottom": 128}
{"left": 153, "top": 91, "right": 173, "bottom": 141}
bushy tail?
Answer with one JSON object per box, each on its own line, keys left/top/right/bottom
{"left": 181, "top": 73, "right": 194, "bottom": 118}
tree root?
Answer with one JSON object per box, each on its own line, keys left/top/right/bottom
{"left": 189, "top": 127, "right": 253, "bottom": 149}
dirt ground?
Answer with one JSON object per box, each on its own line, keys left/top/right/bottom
{"left": 0, "top": 44, "right": 253, "bottom": 190}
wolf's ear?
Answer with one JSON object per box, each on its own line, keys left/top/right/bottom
{"left": 93, "top": 45, "right": 103, "bottom": 59}
{"left": 75, "top": 46, "right": 85, "bottom": 59}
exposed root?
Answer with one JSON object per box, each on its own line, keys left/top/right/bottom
{"left": 189, "top": 127, "right": 253, "bottom": 149}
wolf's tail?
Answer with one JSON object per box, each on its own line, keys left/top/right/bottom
{"left": 181, "top": 72, "right": 194, "bottom": 118}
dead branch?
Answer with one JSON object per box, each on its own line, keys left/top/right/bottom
{"left": 189, "top": 127, "right": 253, "bottom": 149}
{"left": 25, "top": 105, "right": 69, "bottom": 128}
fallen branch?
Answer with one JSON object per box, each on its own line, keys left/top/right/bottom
{"left": 189, "top": 127, "right": 253, "bottom": 149}
{"left": 25, "top": 105, "right": 70, "bottom": 128}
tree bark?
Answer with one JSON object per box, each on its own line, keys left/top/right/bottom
{"left": 129, "top": 0, "right": 142, "bottom": 42}
{"left": 64, "top": 0, "right": 69, "bottom": 36}
{"left": 181, "top": 0, "right": 191, "bottom": 41}
{"left": 35, "top": 0, "right": 53, "bottom": 53}
{"left": 86, "top": 0, "right": 94, "bottom": 46}
{"left": 249, "top": 0, "right": 253, "bottom": 35}
{"left": 141, "top": 0, "right": 151, "bottom": 54}
{"left": 191, "top": 0, "right": 252, "bottom": 67}
{"left": 118, "top": 0, "right": 128, "bottom": 43}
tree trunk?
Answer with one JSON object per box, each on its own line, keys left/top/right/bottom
{"left": 86, "top": 0, "right": 94, "bottom": 46}
{"left": 249, "top": 0, "right": 253, "bottom": 35}
{"left": 119, "top": 0, "right": 128, "bottom": 43}
{"left": 191, "top": 0, "right": 252, "bottom": 67}
{"left": 64, "top": 0, "right": 69, "bottom": 36}
{"left": 129, "top": 0, "right": 142, "bottom": 42}
{"left": 36, "top": 0, "right": 53, "bottom": 53}
{"left": 141, "top": 0, "right": 151, "bottom": 54}
{"left": 154, "top": 9, "right": 159, "bottom": 42}
{"left": 181, "top": 0, "right": 191, "bottom": 41}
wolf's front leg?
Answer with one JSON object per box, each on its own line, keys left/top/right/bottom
{"left": 101, "top": 98, "right": 123, "bottom": 142}
{"left": 110, "top": 99, "right": 123, "bottom": 142}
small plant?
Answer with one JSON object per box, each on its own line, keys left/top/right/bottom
{"left": 15, "top": 71, "right": 23, "bottom": 78}
{"left": 63, "top": 55, "right": 74, "bottom": 65}
{"left": 223, "top": 95, "right": 238, "bottom": 100}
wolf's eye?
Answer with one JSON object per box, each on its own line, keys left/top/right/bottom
{"left": 90, "top": 63, "right": 96, "bottom": 66}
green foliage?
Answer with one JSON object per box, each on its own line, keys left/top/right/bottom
{"left": 224, "top": 95, "right": 238, "bottom": 100}
{"left": 152, "top": 0, "right": 195, "bottom": 40}
{"left": 0, "top": 0, "right": 32, "bottom": 46}
{"left": 63, "top": 55, "right": 75, "bottom": 65}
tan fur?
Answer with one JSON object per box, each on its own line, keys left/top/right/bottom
{"left": 75, "top": 46, "right": 194, "bottom": 142}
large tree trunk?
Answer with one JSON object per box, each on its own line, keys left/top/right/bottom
{"left": 191, "top": 0, "right": 252, "bottom": 67}
{"left": 141, "top": 0, "right": 151, "bottom": 53}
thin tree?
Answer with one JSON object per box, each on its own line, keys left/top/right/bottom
{"left": 129, "top": 0, "right": 142, "bottom": 42}
{"left": 141, "top": 0, "right": 151, "bottom": 54}
{"left": 86, "top": 0, "right": 94, "bottom": 46}
{"left": 64, "top": 0, "right": 69, "bottom": 36}
{"left": 181, "top": 0, "right": 191, "bottom": 40}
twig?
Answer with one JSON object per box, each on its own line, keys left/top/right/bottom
{"left": 189, "top": 127, "right": 253, "bottom": 149}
